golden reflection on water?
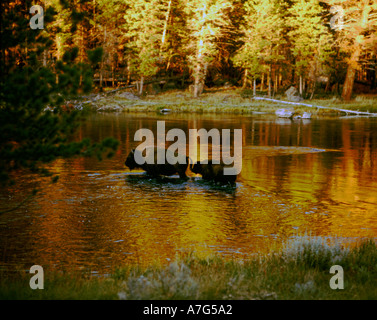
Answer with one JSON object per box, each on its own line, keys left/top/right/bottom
{"left": 1, "top": 114, "right": 377, "bottom": 275}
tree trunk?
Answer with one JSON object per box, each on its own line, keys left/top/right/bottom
{"left": 139, "top": 76, "right": 144, "bottom": 95}
{"left": 160, "top": 0, "right": 172, "bottom": 55}
{"left": 126, "top": 55, "right": 130, "bottom": 85}
{"left": 371, "top": 63, "right": 376, "bottom": 90}
{"left": 193, "top": 50, "right": 206, "bottom": 97}
{"left": 299, "top": 75, "right": 303, "bottom": 96}
{"left": 194, "top": 75, "right": 203, "bottom": 98}
{"left": 166, "top": 50, "right": 172, "bottom": 71}
{"left": 342, "top": 46, "right": 361, "bottom": 101}
{"left": 310, "top": 81, "right": 316, "bottom": 100}
{"left": 99, "top": 69, "right": 103, "bottom": 91}
{"left": 43, "top": 50, "right": 47, "bottom": 67}
{"left": 193, "top": 6, "right": 206, "bottom": 98}
{"left": 78, "top": 19, "right": 84, "bottom": 88}
{"left": 112, "top": 65, "right": 115, "bottom": 87}
{"left": 100, "top": 26, "right": 107, "bottom": 91}
{"left": 253, "top": 78, "right": 256, "bottom": 96}
{"left": 242, "top": 69, "right": 248, "bottom": 89}
{"left": 261, "top": 73, "right": 264, "bottom": 92}
{"left": 274, "top": 73, "right": 278, "bottom": 94}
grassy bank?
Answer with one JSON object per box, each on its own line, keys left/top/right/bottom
{"left": 78, "top": 87, "right": 377, "bottom": 116}
{"left": 1, "top": 236, "right": 377, "bottom": 300}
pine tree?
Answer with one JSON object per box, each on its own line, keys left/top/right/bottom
{"left": 232, "top": 0, "right": 286, "bottom": 96}
{"left": 184, "top": 0, "right": 233, "bottom": 97}
{"left": 287, "top": 0, "right": 334, "bottom": 97}
{"left": 0, "top": 0, "right": 119, "bottom": 188}
{"left": 160, "top": 0, "right": 188, "bottom": 77}
{"left": 122, "top": 0, "right": 171, "bottom": 94}
{"left": 325, "top": 0, "right": 377, "bottom": 100}
{"left": 91, "top": 0, "right": 127, "bottom": 89}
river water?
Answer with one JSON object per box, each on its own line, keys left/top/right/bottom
{"left": 1, "top": 112, "right": 377, "bottom": 275}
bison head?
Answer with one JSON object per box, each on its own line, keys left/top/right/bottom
{"left": 125, "top": 149, "right": 137, "bottom": 170}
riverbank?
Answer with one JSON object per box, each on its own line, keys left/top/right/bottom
{"left": 73, "top": 87, "right": 377, "bottom": 116}
{"left": 1, "top": 236, "right": 376, "bottom": 300}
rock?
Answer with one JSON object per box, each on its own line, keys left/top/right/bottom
{"left": 285, "top": 86, "right": 297, "bottom": 97}
{"left": 291, "top": 95, "right": 304, "bottom": 102}
{"left": 118, "top": 91, "right": 140, "bottom": 100}
{"left": 302, "top": 112, "right": 312, "bottom": 119}
{"left": 98, "top": 104, "right": 122, "bottom": 112}
{"left": 285, "top": 86, "right": 303, "bottom": 102}
{"left": 276, "top": 108, "right": 294, "bottom": 118}
{"left": 293, "top": 112, "right": 312, "bottom": 120}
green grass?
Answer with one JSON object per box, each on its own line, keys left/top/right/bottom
{"left": 83, "top": 87, "right": 377, "bottom": 115}
{"left": 1, "top": 236, "right": 377, "bottom": 300}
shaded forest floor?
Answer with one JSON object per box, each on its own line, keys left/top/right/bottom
{"left": 1, "top": 236, "right": 377, "bottom": 300}
{"left": 72, "top": 86, "right": 377, "bottom": 116}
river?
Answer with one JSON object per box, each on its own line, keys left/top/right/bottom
{"left": 1, "top": 112, "right": 376, "bottom": 275}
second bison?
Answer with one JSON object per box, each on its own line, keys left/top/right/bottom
{"left": 191, "top": 160, "right": 238, "bottom": 184}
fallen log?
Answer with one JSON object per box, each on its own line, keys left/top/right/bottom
{"left": 252, "top": 96, "right": 377, "bottom": 116}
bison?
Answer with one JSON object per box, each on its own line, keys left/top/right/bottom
{"left": 191, "top": 160, "right": 238, "bottom": 184}
{"left": 125, "top": 147, "right": 190, "bottom": 179}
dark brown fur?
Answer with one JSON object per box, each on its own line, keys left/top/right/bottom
{"left": 125, "top": 147, "right": 190, "bottom": 179}
{"left": 191, "top": 160, "right": 237, "bottom": 184}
